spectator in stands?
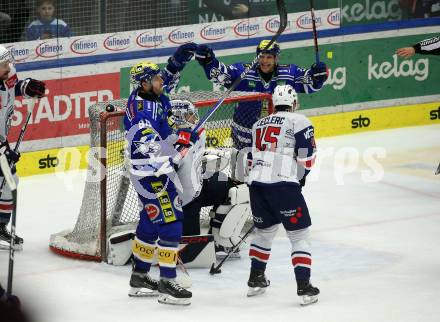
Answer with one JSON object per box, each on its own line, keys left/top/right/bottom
{"left": 25, "top": 0, "right": 71, "bottom": 41}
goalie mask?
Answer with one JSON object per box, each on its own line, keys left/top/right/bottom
{"left": 129, "top": 61, "right": 161, "bottom": 88}
{"left": 272, "top": 85, "right": 299, "bottom": 112}
{"left": 169, "top": 100, "right": 199, "bottom": 129}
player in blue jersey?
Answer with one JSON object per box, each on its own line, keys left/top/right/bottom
{"left": 246, "top": 85, "right": 319, "bottom": 306}
{"left": 195, "top": 39, "right": 328, "bottom": 149}
{"left": 124, "top": 43, "right": 198, "bottom": 306}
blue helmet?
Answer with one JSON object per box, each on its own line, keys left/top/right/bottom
{"left": 129, "top": 61, "right": 161, "bottom": 88}
{"left": 256, "top": 40, "right": 281, "bottom": 57}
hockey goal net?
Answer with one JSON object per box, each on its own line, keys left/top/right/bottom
{"left": 49, "top": 91, "right": 272, "bottom": 262}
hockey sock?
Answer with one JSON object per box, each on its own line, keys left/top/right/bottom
{"left": 132, "top": 236, "right": 156, "bottom": 271}
{"left": 249, "top": 244, "right": 271, "bottom": 271}
{"left": 157, "top": 240, "right": 179, "bottom": 279}
{"left": 287, "top": 228, "right": 312, "bottom": 282}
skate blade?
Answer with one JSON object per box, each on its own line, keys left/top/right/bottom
{"left": 247, "top": 286, "right": 267, "bottom": 297}
{"left": 128, "top": 287, "right": 158, "bottom": 297}
{"left": 158, "top": 293, "right": 191, "bottom": 306}
{"left": 300, "top": 295, "right": 318, "bottom": 306}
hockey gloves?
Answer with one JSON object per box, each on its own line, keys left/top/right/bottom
{"left": 195, "top": 44, "right": 215, "bottom": 65}
{"left": 0, "top": 140, "right": 20, "bottom": 164}
{"left": 176, "top": 128, "right": 199, "bottom": 147}
{"left": 310, "top": 62, "right": 328, "bottom": 84}
{"left": 21, "top": 78, "right": 45, "bottom": 98}
{"left": 167, "top": 42, "right": 197, "bottom": 74}
{"left": 175, "top": 128, "right": 199, "bottom": 157}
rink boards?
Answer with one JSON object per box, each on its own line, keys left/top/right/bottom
{"left": 15, "top": 101, "right": 440, "bottom": 177}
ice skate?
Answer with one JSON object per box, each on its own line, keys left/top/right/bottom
{"left": 247, "top": 268, "right": 270, "bottom": 297}
{"left": 0, "top": 223, "right": 23, "bottom": 251}
{"left": 297, "top": 281, "right": 319, "bottom": 306}
{"left": 158, "top": 279, "right": 192, "bottom": 306}
{"left": 128, "top": 270, "right": 159, "bottom": 297}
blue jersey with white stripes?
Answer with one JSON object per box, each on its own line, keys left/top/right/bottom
{"left": 202, "top": 59, "right": 324, "bottom": 149}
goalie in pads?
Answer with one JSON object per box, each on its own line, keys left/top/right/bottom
{"left": 246, "top": 85, "right": 320, "bottom": 306}
{"left": 170, "top": 100, "right": 250, "bottom": 260}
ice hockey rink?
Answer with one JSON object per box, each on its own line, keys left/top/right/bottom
{"left": 1, "top": 124, "right": 439, "bottom": 322}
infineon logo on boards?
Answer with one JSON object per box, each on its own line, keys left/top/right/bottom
{"left": 136, "top": 32, "right": 164, "bottom": 48}
{"left": 265, "top": 17, "right": 292, "bottom": 33}
{"left": 70, "top": 38, "right": 98, "bottom": 54}
{"left": 35, "top": 41, "right": 63, "bottom": 58}
{"left": 103, "top": 34, "right": 130, "bottom": 51}
{"left": 168, "top": 28, "right": 195, "bottom": 44}
{"left": 233, "top": 21, "right": 259, "bottom": 37}
{"left": 8, "top": 46, "right": 31, "bottom": 62}
{"left": 296, "top": 14, "right": 322, "bottom": 30}
{"left": 200, "top": 25, "right": 226, "bottom": 41}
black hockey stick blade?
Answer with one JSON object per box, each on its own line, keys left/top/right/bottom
{"left": 193, "top": 0, "right": 287, "bottom": 134}
{"left": 435, "top": 162, "right": 440, "bottom": 175}
{"left": 209, "top": 263, "right": 221, "bottom": 275}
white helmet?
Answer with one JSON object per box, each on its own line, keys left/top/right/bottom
{"left": 0, "top": 45, "right": 12, "bottom": 65}
{"left": 272, "top": 84, "right": 299, "bottom": 112}
{"left": 169, "top": 99, "right": 199, "bottom": 129}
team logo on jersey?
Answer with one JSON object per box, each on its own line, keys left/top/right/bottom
{"left": 173, "top": 196, "right": 183, "bottom": 211}
{"left": 137, "top": 101, "right": 144, "bottom": 111}
{"left": 133, "top": 129, "right": 160, "bottom": 155}
{"left": 145, "top": 204, "right": 160, "bottom": 221}
{"left": 209, "top": 68, "right": 231, "bottom": 85}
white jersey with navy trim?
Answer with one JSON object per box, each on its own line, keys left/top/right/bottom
{"left": 0, "top": 64, "right": 21, "bottom": 142}
{"left": 176, "top": 132, "right": 206, "bottom": 206}
{"left": 248, "top": 111, "right": 316, "bottom": 185}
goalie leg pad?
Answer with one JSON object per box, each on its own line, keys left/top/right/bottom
{"left": 179, "top": 234, "right": 215, "bottom": 268}
{"left": 212, "top": 184, "right": 250, "bottom": 248}
{"left": 107, "top": 229, "right": 135, "bottom": 265}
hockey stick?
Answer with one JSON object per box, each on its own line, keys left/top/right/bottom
{"left": 309, "top": 0, "right": 320, "bottom": 64}
{"left": 176, "top": 255, "right": 192, "bottom": 288}
{"left": 435, "top": 161, "right": 440, "bottom": 175}
{"left": 4, "top": 112, "right": 32, "bottom": 296}
{"left": 209, "top": 225, "right": 255, "bottom": 275}
{"left": 192, "top": 0, "right": 287, "bottom": 134}
{"left": 0, "top": 112, "right": 32, "bottom": 193}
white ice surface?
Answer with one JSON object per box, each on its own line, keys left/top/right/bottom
{"left": 1, "top": 124, "right": 440, "bottom": 322}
